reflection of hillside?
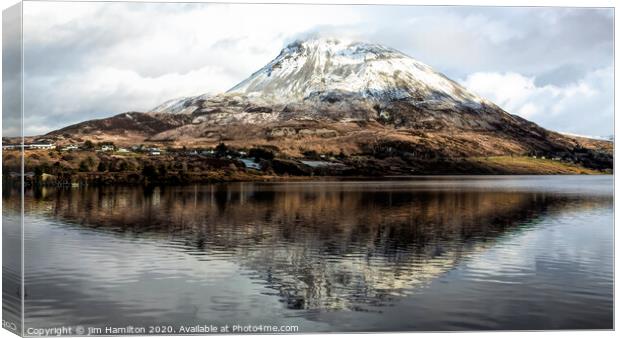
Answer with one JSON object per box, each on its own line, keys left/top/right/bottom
{"left": 15, "top": 183, "right": 611, "bottom": 311}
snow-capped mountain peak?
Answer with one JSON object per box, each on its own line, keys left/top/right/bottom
{"left": 227, "top": 37, "right": 485, "bottom": 106}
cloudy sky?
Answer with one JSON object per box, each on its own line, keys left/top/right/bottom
{"left": 16, "top": 2, "right": 614, "bottom": 137}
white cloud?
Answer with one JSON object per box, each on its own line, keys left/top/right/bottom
{"left": 463, "top": 67, "right": 613, "bottom": 137}
{"left": 21, "top": 2, "right": 364, "bottom": 135}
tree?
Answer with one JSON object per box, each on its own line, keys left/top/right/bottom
{"left": 83, "top": 140, "right": 94, "bottom": 151}
{"left": 78, "top": 160, "right": 90, "bottom": 172}
{"left": 97, "top": 161, "right": 107, "bottom": 172}
{"left": 215, "top": 143, "right": 228, "bottom": 157}
{"left": 249, "top": 147, "right": 275, "bottom": 161}
{"left": 157, "top": 164, "right": 168, "bottom": 177}
{"left": 34, "top": 166, "right": 43, "bottom": 177}
{"left": 118, "top": 161, "right": 129, "bottom": 172}
{"left": 85, "top": 156, "right": 96, "bottom": 167}
{"left": 302, "top": 150, "right": 319, "bottom": 160}
{"left": 337, "top": 149, "right": 346, "bottom": 160}
{"left": 142, "top": 164, "right": 158, "bottom": 183}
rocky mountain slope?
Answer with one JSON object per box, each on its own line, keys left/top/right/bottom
{"left": 42, "top": 37, "right": 612, "bottom": 172}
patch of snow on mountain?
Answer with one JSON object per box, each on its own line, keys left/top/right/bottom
{"left": 559, "top": 131, "right": 613, "bottom": 141}
{"left": 150, "top": 93, "right": 211, "bottom": 114}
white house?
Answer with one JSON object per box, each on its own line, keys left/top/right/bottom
{"left": 26, "top": 143, "right": 55, "bottom": 150}
{"left": 61, "top": 144, "right": 79, "bottom": 151}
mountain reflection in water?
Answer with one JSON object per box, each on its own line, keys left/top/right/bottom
{"left": 3, "top": 177, "right": 613, "bottom": 331}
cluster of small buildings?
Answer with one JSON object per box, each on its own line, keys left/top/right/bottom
{"left": 3, "top": 141, "right": 270, "bottom": 169}
{"left": 3, "top": 142, "right": 55, "bottom": 150}
{"left": 187, "top": 149, "right": 215, "bottom": 156}
{"left": 59, "top": 144, "right": 78, "bottom": 151}
{"left": 2, "top": 141, "right": 135, "bottom": 154}
{"left": 183, "top": 148, "right": 263, "bottom": 170}
{"left": 56, "top": 143, "right": 160, "bottom": 155}
{"left": 130, "top": 145, "right": 161, "bottom": 156}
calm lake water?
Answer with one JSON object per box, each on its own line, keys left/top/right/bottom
{"left": 3, "top": 176, "right": 614, "bottom": 333}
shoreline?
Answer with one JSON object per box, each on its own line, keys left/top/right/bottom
{"left": 4, "top": 172, "right": 612, "bottom": 190}
{"left": 3, "top": 147, "right": 611, "bottom": 189}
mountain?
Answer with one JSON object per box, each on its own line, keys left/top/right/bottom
{"left": 155, "top": 37, "right": 496, "bottom": 128}
{"left": 41, "top": 37, "right": 612, "bottom": 173}
{"left": 229, "top": 38, "right": 484, "bottom": 104}
{"left": 145, "top": 37, "right": 542, "bottom": 136}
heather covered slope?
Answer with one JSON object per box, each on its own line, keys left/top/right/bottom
{"left": 45, "top": 112, "right": 192, "bottom": 144}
